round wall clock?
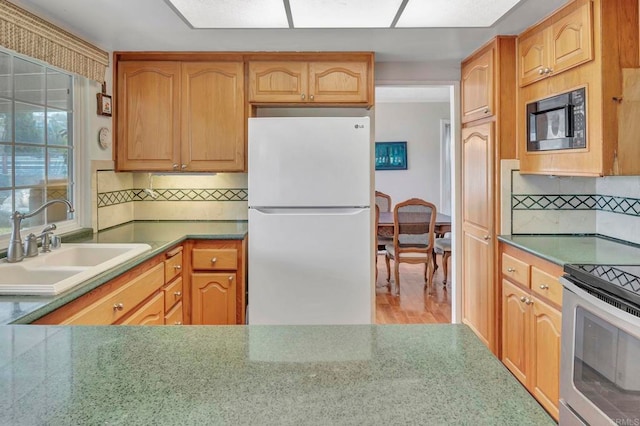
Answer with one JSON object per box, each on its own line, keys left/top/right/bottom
{"left": 98, "top": 127, "right": 111, "bottom": 149}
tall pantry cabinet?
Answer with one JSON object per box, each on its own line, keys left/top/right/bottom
{"left": 460, "top": 36, "right": 517, "bottom": 355}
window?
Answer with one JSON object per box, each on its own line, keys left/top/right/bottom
{"left": 0, "top": 48, "right": 74, "bottom": 235}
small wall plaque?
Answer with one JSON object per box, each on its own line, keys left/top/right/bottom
{"left": 375, "top": 141, "right": 407, "bottom": 170}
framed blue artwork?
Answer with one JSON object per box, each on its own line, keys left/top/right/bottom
{"left": 375, "top": 141, "right": 407, "bottom": 170}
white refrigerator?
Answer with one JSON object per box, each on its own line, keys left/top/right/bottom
{"left": 248, "top": 116, "right": 372, "bottom": 325}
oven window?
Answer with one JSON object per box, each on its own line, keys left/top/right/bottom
{"left": 574, "top": 307, "right": 640, "bottom": 424}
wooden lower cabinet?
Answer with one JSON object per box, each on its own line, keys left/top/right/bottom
{"left": 191, "top": 273, "right": 237, "bottom": 325}
{"left": 120, "top": 292, "right": 165, "bottom": 325}
{"left": 500, "top": 244, "right": 562, "bottom": 420}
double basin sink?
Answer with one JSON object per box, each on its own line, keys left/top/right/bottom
{"left": 0, "top": 243, "right": 152, "bottom": 295}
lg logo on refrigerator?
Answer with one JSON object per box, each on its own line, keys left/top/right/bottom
{"left": 354, "top": 124, "right": 365, "bottom": 129}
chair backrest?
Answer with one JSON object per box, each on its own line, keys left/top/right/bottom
{"left": 392, "top": 198, "right": 437, "bottom": 255}
{"left": 375, "top": 191, "right": 392, "bottom": 213}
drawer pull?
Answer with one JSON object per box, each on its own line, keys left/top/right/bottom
{"left": 211, "top": 257, "right": 217, "bottom": 263}
{"left": 173, "top": 265, "right": 181, "bottom": 270}
{"left": 539, "top": 284, "right": 549, "bottom": 290}
{"left": 507, "top": 267, "right": 515, "bottom": 273}
{"left": 113, "top": 303, "right": 124, "bottom": 311}
{"left": 174, "top": 291, "right": 182, "bottom": 297}
{"left": 229, "top": 276, "right": 233, "bottom": 281}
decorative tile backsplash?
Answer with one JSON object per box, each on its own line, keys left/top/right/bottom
{"left": 505, "top": 164, "right": 640, "bottom": 244}
{"left": 95, "top": 170, "right": 249, "bottom": 230}
{"left": 512, "top": 194, "right": 640, "bottom": 216}
{"left": 98, "top": 188, "right": 248, "bottom": 207}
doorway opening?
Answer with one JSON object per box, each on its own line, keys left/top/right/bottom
{"left": 373, "top": 84, "right": 457, "bottom": 325}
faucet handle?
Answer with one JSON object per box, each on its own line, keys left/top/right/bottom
{"left": 50, "top": 235, "right": 62, "bottom": 250}
{"left": 41, "top": 224, "right": 57, "bottom": 233}
{"left": 23, "top": 234, "right": 39, "bottom": 257}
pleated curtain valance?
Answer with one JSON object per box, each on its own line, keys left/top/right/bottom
{"left": 0, "top": 0, "right": 109, "bottom": 82}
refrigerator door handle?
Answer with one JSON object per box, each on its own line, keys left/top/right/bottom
{"left": 252, "top": 207, "right": 368, "bottom": 215}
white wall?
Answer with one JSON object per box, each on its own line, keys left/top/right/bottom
{"left": 374, "top": 102, "right": 450, "bottom": 210}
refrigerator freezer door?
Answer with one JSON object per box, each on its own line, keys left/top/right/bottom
{"left": 248, "top": 117, "right": 370, "bottom": 207}
{"left": 248, "top": 207, "right": 372, "bottom": 325}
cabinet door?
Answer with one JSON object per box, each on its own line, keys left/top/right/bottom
{"left": 181, "top": 62, "right": 245, "bottom": 172}
{"left": 548, "top": 2, "right": 593, "bottom": 77}
{"left": 191, "top": 273, "right": 237, "bottom": 325}
{"left": 518, "top": 30, "right": 547, "bottom": 87}
{"left": 461, "top": 48, "right": 494, "bottom": 123}
{"left": 461, "top": 123, "right": 495, "bottom": 352}
{"left": 530, "top": 296, "right": 562, "bottom": 421}
{"left": 308, "top": 62, "right": 369, "bottom": 103}
{"left": 248, "top": 62, "right": 308, "bottom": 103}
{"left": 117, "top": 61, "right": 180, "bottom": 171}
{"left": 502, "top": 280, "right": 530, "bottom": 385}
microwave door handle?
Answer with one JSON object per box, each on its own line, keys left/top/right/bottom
{"left": 565, "top": 104, "right": 574, "bottom": 137}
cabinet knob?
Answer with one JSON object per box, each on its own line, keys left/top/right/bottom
{"left": 545, "top": 68, "right": 553, "bottom": 74}
{"left": 525, "top": 298, "right": 533, "bottom": 305}
{"left": 174, "top": 291, "right": 182, "bottom": 297}
{"left": 173, "top": 265, "right": 181, "bottom": 270}
{"left": 483, "top": 235, "right": 491, "bottom": 241}
{"left": 520, "top": 296, "right": 527, "bottom": 303}
{"left": 228, "top": 276, "right": 233, "bottom": 281}
{"left": 181, "top": 164, "right": 187, "bottom": 169}
{"left": 175, "top": 321, "right": 182, "bottom": 325}
{"left": 301, "top": 94, "right": 306, "bottom": 100}
{"left": 507, "top": 267, "right": 515, "bottom": 272}
{"left": 211, "top": 257, "right": 217, "bottom": 263}
{"left": 310, "top": 95, "right": 315, "bottom": 101}
{"left": 172, "top": 163, "right": 179, "bottom": 169}
{"left": 538, "top": 68, "right": 545, "bottom": 75}
{"left": 113, "top": 303, "right": 124, "bottom": 311}
{"left": 483, "top": 108, "right": 489, "bottom": 114}
{"left": 539, "top": 284, "right": 549, "bottom": 290}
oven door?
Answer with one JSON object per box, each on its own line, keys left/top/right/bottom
{"left": 560, "top": 278, "right": 640, "bottom": 425}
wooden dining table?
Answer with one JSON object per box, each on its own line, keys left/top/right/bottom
{"left": 377, "top": 211, "right": 452, "bottom": 239}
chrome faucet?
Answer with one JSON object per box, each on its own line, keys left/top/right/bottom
{"left": 6, "top": 199, "right": 75, "bottom": 263}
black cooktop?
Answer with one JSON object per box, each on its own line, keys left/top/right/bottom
{"left": 564, "top": 264, "right": 640, "bottom": 309}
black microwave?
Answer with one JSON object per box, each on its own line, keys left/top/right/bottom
{"left": 526, "top": 87, "right": 586, "bottom": 151}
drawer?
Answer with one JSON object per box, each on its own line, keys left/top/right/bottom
{"left": 63, "top": 263, "right": 164, "bottom": 325}
{"left": 531, "top": 266, "right": 563, "bottom": 307}
{"left": 120, "top": 292, "right": 164, "bottom": 325}
{"left": 164, "top": 247, "right": 183, "bottom": 283}
{"left": 502, "top": 253, "right": 530, "bottom": 288}
{"left": 163, "top": 276, "right": 183, "bottom": 312}
{"left": 192, "top": 248, "right": 237, "bottom": 270}
{"left": 165, "top": 301, "right": 183, "bottom": 325}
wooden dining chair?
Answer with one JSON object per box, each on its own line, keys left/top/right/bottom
{"left": 384, "top": 198, "right": 437, "bottom": 296}
{"left": 434, "top": 233, "right": 452, "bottom": 288}
{"left": 375, "top": 191, "right": 393, "bottom": 251}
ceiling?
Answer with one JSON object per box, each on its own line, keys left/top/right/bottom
{"left": 9, "top": 0, "right": 567, "bottom": 64}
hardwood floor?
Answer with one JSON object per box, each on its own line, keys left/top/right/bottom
{"left": 375, "top": 254, "right": 452, "bottom": 324}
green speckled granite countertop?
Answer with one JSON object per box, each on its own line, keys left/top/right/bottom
{"left": 498, "top": 234, "right": 640, "bottom": 266}
{"left": 0, "top": 324, "right": 554, "bottom": 425}
{"left": 0, "top": 221, "right": 247, "bottom": 325}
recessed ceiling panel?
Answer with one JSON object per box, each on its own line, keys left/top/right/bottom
{"left": 168, "top": 0, "right": 289, "bottom": 28}
{"left": 289, "top": 0, "right": 404, "bottom": 28}
{"left": 396, "top": 0, "right": 521, "bottom": 27}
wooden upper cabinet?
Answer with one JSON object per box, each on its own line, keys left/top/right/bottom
{"left": 461, "top": 48, "right": 494, "bottom": 123}
{"left": 308, "top": 62, "right": 369, "bottom": 103}
{"left": 117, "top": 61, "right": 181, "bottom": 171}
{"left": 517, "top": 1, "right": 593, "bottom": 87}
{"left": 249, "top": 61, "right": 308, "bottom": 103}
{"left": 181, "top": 62, "right": 244, "bottom": 172}
{"left": 248, "top": 59, "right": 371, "bottom": 105}
{"left": 115, "top": 57, "right": 245, "bottom": 172}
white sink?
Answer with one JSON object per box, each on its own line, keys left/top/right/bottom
{"left": 0, "top": 243, "right": 152, "bottom": 295}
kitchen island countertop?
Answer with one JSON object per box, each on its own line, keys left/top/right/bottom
{"left": 0, "top": 324, "right": 554, "bottom": 425}
{"left": 0, "top": 221, "right": 248, "bottom": 325}
{"left": 498, "top": 234, "right": 640, "bottom": 266}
